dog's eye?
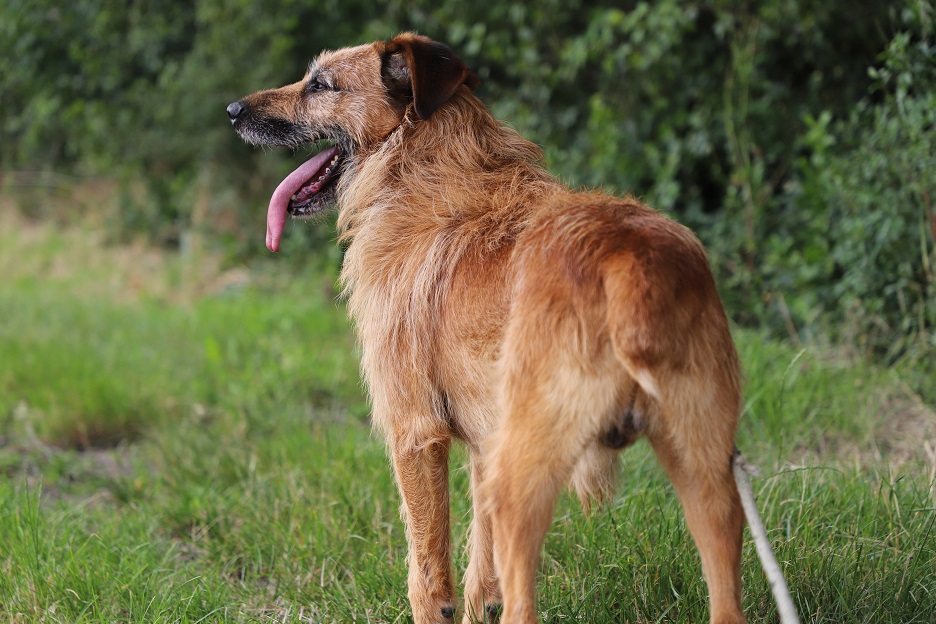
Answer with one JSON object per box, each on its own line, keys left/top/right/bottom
{"left": 307, "top": 77, "right": 335, "bottom": 93}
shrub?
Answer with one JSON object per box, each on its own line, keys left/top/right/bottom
{"left": 773, "top": 26, "right": 935, "bottom": 390}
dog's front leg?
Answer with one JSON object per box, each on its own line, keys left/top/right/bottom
{"left": 390, "top": 433, "right": 457, "bottom": 623}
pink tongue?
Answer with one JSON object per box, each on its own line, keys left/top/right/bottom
{"left": 266, "top": 145, "right": 340, "bottom": 252}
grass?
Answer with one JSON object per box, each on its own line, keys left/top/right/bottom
{"left": 1, "top": 204, "right": 934, "bottom": 623}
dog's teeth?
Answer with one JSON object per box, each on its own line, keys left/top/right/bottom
{"left": 325, "top": 167, "right": 331, "bottom": 175}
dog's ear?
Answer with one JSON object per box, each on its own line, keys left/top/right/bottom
{"left": 383, "top": 33, "right": 479, "bottom": 120}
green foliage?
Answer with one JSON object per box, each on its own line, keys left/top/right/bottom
{"left": 2, "top": 0, "right": 934, "bottom": 370}
{"left": 768, "top": 21, "right": 936, "bottom": 386}
{"left": 0, "top": 0, "right": 372, "bottom": 250}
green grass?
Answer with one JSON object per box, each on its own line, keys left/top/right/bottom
{"left": 1, "top": 210, "right": 934, "bottom": 623}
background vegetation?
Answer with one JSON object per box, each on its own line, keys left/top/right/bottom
{"left": 1, "top": 1, "right": 934, "bottom": 622}
{"left": 2, "top": 0, "right": 934, "bottom": 385}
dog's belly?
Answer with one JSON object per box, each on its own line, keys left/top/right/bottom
{"left": 438, "top": 355, "right": 501, "bottom": 449}
{"left": 431, "top": 241, "right": 514, "bottom": 448}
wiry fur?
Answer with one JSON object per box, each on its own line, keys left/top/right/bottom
{"left": 230, "top": 33, "right": 748, "bottom": 624}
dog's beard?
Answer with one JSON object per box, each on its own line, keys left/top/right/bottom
{"left": 266, "top": 144, "right": 343, "bottom": 252}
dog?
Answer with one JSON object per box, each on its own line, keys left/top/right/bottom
{"left": 228, "top": 33, "right": 748, "bottom": 624}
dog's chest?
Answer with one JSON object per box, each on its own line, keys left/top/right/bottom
{"left": 343, "top": 233, "right": 511, "bottom": 445}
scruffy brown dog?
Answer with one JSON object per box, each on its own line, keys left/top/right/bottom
{"left": 228, "top": 33, "right": 747, "bottom": 624}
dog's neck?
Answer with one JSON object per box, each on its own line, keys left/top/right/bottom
{"left": 336, "top": 90, "right": 552, "bottom": 241}
{"left": 334, "top": 89, "right": 557, "bottom": 340}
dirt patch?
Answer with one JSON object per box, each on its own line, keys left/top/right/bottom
{"left": 1, "top": 407, "right": 142, "bottom": 509}
{"left": 870, "top": 385, "right": 936, "bottom": 473}
{"left": 795, "top": 382, "right": 936, "bottom": 484}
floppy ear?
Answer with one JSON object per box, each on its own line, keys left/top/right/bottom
{"left": 383, "top": 33, "right": 480, "bottom": 120}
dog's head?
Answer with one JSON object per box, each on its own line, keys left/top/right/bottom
{"left": 227, "top": 33, "right": 479, "bottom": 251}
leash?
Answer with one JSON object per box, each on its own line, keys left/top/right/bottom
{"left": 733, "top": 449, "right": 802, "bottom": 624}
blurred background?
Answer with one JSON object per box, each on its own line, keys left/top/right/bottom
{"left": 1, "top": 2, "right": 934, "bottom": 621}
{"left": 2, "top": 0, "right": 933, "bottom": 393}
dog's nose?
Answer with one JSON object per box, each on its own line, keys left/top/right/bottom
{"left": 226, "top": 101, "right": 246, "bottom": 124}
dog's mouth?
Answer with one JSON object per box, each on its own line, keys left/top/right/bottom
{"left": 266, "top": 143, "right": 343, "bottom": 252}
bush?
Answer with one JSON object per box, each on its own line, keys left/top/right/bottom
{"left": 1, "top": 0, "right": 933, "bottom": 380}
{"left": 773, "top": 27, "right": 935, "bottom": 387}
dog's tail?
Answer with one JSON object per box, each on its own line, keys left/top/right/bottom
{"left": 733, "top": 450, "right": 802, "bottom": 624}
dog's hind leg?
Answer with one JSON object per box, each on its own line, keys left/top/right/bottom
{"left": 389, "top": 433, "right": 458, "bottom": 623}
{"left": 462, "top": 454, "right": 502, "bottom": 623}
{"left": 647, "top": 416, "right": 747, "bottom": 624}
{"left": 483, "top": 348, "right": 622, "bottom": 623}
{"left": 601, "top": 229, "right": 747, "bottom": 623}
{"left": 483, "top": 409, "right": 579, "bottom": 624}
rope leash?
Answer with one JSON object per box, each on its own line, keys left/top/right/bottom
{"left": 733, "top": 450, "right": 802, "bottom": 624}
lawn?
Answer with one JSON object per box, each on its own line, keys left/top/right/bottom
{"left": 1, "top": 206, "right": 934, "bottom": 623}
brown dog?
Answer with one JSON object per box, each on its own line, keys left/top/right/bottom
{"left": 228, "top": 33, "right": 747, "bottom": 624}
